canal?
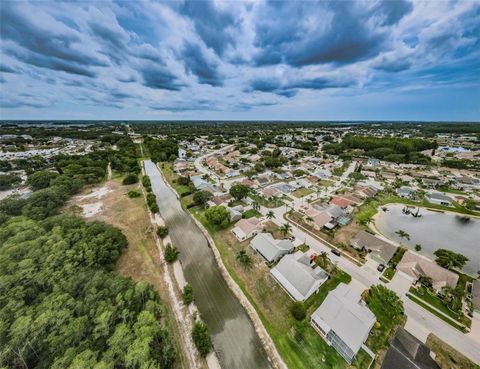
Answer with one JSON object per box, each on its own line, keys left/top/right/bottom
{"left": 375, "top": 204, "right": 480, "bottom": 275}
{"left": 143, "top": 160, "right": 272, "bottom": 369}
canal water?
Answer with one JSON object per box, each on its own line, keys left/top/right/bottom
{"left": 143, "top": 160, "right": 271, "bottom": 369}
{"left": 375, "top": 204, "right": 480, "bottom": 275}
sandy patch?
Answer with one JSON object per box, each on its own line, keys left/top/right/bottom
{"left": 80, "top": 202, "right": 103, "bottom": 217}
{"left": 77, "top": 185, "right": 112, "bottom": 201}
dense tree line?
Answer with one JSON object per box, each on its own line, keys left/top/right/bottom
{"left": 324, "top": 135, "right": 436, "bottom": 164}
{"left": 143, "top": 137, "right": 178, "bottom": 163}
{"left": 109, "top": 137, "right": 141, "bottom": 174}
{"left": 0, "top": 174, "right": 21, "bottom": 190}
{"left": 0, "top": 215, "right": 176, "bottom": 369}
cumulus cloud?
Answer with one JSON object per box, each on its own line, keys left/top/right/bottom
{"left": 0, "top": 0, "right": 479, "bottom": 119}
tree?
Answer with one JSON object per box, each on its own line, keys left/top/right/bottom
{"left": 122, "top": 173, "right": 138, "bottom": 185}
{"left": 395, "top": 229, "right": 410, "bottom": 241}
{"left": 415, "top": 244, "right": 422, "bottom": 252}
{"left": 192, "top": 321, "right": 212, "bottom": 357}
{"left": 290, "top": 302, "right": 306, "bottom": 321}
{"left": 433, "top": 249, "right": 469, "bottom": 270}
{"left": 164, "top": 243, "right": 180, "bottom": 263}
{"left": 27, "top": 170, "right": 59, "bottom": 191}
{"left": 193, "top": 190, "right": 213, "bottom": 207}
{"left": 229, "top": 183, "right": 249, "bottom": 201}
{"left": 177, "top": 176, "right": 190, "bottom": 186}
{"left": 418, "top": 275, "right": 433, "bottom": 289}
{"left": 182, "top": 284, "right": 193, "bottom": 305}
{"left": 266, "top": 210, "right": 275, "bottom": 220}
{"left": 280, "top": 223, "right": 292, "bottom": 236}
{"left": 157, "top": 225, "right": 169, "bottom": 238}
{"left": 236, "top": 250, "right": 253, "bottom": 269}
{"left": 252, "top": 201, "right": 260, "bottom": 211}
{"left": 205, "top": 206, "right": 230, "bottom": 228}
{"left": 127, "top": 190, "right": 141, "bottom": 198}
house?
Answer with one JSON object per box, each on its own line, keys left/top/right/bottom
{"left": 350, "top": 230, "right": 398, "bottom": 265}
{"left": 262, "top": 186, "right": 282, "bottom": 199}
{"left": 231, "top": 217, "right": 263, "bottom": 241}
{"left": 367, "top": 158, "right": 381, "bottom": 167}
{"left": 380, "top": 327, "right": 440, "bottom": 369}
{"left": 191, "top": 176, "right": 216, "bottom": 193}
{"left": 274, "top": 182, "right": 294, "bottom": 194}
{"left": 227, "top": 205, "right": 244, "bottom": 222}
{"left": 426, "top": 192, "right": 452, "bottom": 206}
{"left": 207, "top": 194, "right": 231, "bottom": 208}
{"left": 396, "top": 186, "right": 416, "bottom": 200}
{"left": 472, "top": 279, "right": 480, "bottom": 319}
{"left": 330, "top": 197, "right": 351, "bottom": 209}
{"left": 250, "top": 233, "right": 294, "bottom": 263}
{"left": 310, "top": 283, "right": 376, "bottom": 363}
{"left": 310, "top": 211, "right": 333, "bottom": 230}
{"left": 396, "top": 251, "right": 459, "bottom": 292}
{"left": 270, "top": 251, "right": 328, "bottom": 301}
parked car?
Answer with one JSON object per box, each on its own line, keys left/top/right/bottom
{"left": 331, "top": 249, "right": 341, "bottom": 257}
{"left": 377, "top": 264, "right": 385, "bottom": 272}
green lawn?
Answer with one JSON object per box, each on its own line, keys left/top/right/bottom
{"left": 383, "top": 267, "right": 396, "bottom": 280}
{"left": 292, "top": 187, "right": 315, "bottom": 198}
{"left": 242, "top": 208, "right": 261, "bottom": 219}
{"left": 249, "top": 194, "right": 285, "bottom": 208}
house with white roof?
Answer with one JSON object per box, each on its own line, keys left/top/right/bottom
{"left": 311, "top": 283, "right": 376, "bottom": 363}
{"left": 231, "top": 217, "right": 263, "bottom": 241}
{"left": 270, "top": 251, "right": 328, "bottom": 301}
{"left": 250, "top": 233, "right": 294, "bottom": 263}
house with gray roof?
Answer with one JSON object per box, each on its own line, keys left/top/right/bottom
{"left": 396, "top": 186, "right": 416, "bottom": 200}
{"left": 311, "top": 283, "right": 376, "bottom": 363}
{"left": 380, "top": 327, "right": 440, "bottom": 369}
{"left": 426, "top": 192, "right": 452, "bottom": 206}
{"left": 270, "top": 251, "right": 328, "bottom": 301}
{"left": 250, "top": 233, "right": 294, "bottom": 263}
{"left": 350, "top": 230, "right": 398, "bottom": 265}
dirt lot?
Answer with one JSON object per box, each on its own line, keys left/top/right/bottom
{"left": 332, "top": 220, "right": 363, "bottom": 245}
{"left": 66, "top": 179, "right": 190, "bottom": 369}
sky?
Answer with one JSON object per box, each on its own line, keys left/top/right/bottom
{"left": 0, "top": 0, "right": 479, "bottom": 121}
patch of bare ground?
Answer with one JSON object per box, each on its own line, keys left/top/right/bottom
{"left": 216, "top": 225, "right": 292, "bottom": 332}
{"left": 332, "top": 220, "right": 363, "bottom": 245}
{"left": 66, "top": 179, "right": 193, "bottom": 369}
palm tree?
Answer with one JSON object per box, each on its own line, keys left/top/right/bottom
{"left": 306, "top": 216, "right": 314, "bottom": 223}
{"left": 395, "top": 229, "right": 410, "bottom": 241}
{"left": 266, "top": 210, "right": 275, "bottom": 220}
{"left": 236, "top": 250, "right": 252, "bottom": 269}
{"left": 281, "top": 223, "right": 292, "bottom": 236}
{"left": 252, "top": 201, "right": 260, "bottom": 212}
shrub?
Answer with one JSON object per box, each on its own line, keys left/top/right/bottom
{"left": 183, "top": 284, "right": 194, "bottom": 305}
{"left": 127, "top": 190, "right": 141, "bottom": 198}
{"left": 122, "top": 173, "right": 139, "bottom": 185}
{"left": 289, "top": 302, "right": 306, "bottom": 321}
{"left": 192, "top": 321, "right": 212, "bottom": 357}
{"left": 157, "top": 225, "right": 169, "bottom": 238}
{"left": 164, "top": 243, "right": 179, "bottom": 263}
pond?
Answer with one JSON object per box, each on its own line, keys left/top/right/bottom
{"left": 374, "top": 204, "right": 480, "bottom": 275}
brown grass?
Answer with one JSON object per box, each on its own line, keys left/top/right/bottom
{"left": 427, "top": 334, "right": 480, "bottom": 369}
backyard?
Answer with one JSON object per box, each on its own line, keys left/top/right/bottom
{"left": 292, "top": 187, "right": 315, "bottom": 198}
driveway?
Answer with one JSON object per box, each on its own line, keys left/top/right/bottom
{"left": 388, "top": 273, "right": 412, "bottom": 297}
